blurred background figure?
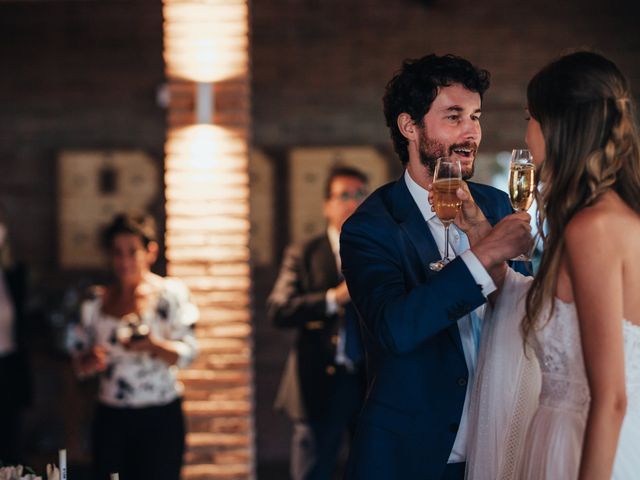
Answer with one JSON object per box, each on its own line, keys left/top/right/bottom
{"left": 69, "top": 213, "right": 198, "bottom": 480}
{"left": 267, "top": 166, "right": 369, "bottom": 480}
{"left": 0, "top": 203, "right": 32, "bottom": 465}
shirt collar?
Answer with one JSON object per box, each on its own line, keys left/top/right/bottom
{"left": 404, "top": 169, "right": 436, "bottom": 222}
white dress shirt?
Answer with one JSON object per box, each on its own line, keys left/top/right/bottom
{"left": 325, "top": 226, "right": 355, "bottom": 370}
{"left": 0, "top": 270, "right": 15, "bottom": 356}
{"left": 404, "top": 170, "right": 495, "bottom": 463}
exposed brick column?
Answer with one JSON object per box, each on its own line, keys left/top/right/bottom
{"left": 162, "top": 2, "right": 253, "bottom": 479}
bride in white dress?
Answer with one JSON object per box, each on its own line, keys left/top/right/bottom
{"left": 465, "top": 51, "right": 640, "bottom": 479}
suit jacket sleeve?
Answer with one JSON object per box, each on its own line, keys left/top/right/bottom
{"left": 267, "top": 243, "right": 332, "bottom": 329}
{"left": 341, "top": 212, "right": 486, "bottom": 355}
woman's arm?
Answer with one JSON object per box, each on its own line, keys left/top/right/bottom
{"left": 124, "top": 335, "right": 180, "bottom": 365}
{"left": 565, "top": 212, "right": 627, "bottom": 480}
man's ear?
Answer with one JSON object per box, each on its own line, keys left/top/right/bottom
{"left": 397, "top": 113, "right": 419, "bottom": 142}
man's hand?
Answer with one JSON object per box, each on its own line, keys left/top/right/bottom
{"left": 472, "top": 212, "right": 533, "bottom": 269}
{"left": 427, "top": 181, "right": 491, "bottom": 244}
{"left": 334, "top": 280, "right": 351, "bottom": 306}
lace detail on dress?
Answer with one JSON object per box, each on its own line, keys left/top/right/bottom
{"left": 533, "top": 300, "right": 590, "bottom": 414}
{"left": 498, "top": 350, "right": 540, "bottom": 480}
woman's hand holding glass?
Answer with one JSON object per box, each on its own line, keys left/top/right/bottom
{"left": 508, "top": 149, "right": 536, "bottom": 261}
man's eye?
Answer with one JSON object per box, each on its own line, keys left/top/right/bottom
{"left": 447, "top": 115, "right": 460, "bottom": 121}
{"left": 471, "top": 115, "right": 480, "bottom": 121}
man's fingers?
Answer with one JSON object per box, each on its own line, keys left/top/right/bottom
{"left": 456, "top": 187, "right": 470, "bottom": 201}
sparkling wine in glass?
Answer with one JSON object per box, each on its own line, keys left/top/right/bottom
{"left": 429, "top": 157, "right": 463, "bottom": 271}
{"left": 508, "top": 149, "right": 536, "bottom": 261}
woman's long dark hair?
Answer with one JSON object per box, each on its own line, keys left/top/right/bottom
{"left": 523, "top": 51, "right": 640, "bottom": 340}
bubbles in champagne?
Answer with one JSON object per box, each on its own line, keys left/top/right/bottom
{"left": 509, "top": 163, "right": 535, "bottom": 211}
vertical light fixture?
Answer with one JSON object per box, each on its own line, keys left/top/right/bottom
{"left": 195, "top": 82, "right": 213, "bottom": 124}
{"left": 162, "top": 1, "right": 253, "bottom": 479}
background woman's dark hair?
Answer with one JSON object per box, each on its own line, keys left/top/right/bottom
{"left": 383, "top": 53, "right": 491, "bottom": 165}
{"left": 101, "top": 212, "right": 157, "bottom": 250}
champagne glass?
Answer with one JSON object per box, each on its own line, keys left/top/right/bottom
{"left": 508, "top": 149, "right": 536, "bottom": 261}
{"left": 429, "top": 157, "right": 463, "bottom": 271}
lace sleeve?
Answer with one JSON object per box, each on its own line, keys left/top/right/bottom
{"left": 466, "top": 268, "right": 541, "bottom": 480}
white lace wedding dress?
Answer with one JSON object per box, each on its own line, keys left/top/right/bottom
{"left": 519, "top": 299, "right": 640, "bottom": 479}
{"left": 466, "top": 269, "right": 640, "bottom": 479}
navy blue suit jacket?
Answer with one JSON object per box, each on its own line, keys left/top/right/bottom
{"left": 340, "top": 176, "right": 524, "bottom": 479}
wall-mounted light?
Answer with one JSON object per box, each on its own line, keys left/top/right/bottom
{"left": 196, "top": 82, "right": 213, "bottom": 124}
{"left": 162, "top": 1, "right": 253, "bottom": 478}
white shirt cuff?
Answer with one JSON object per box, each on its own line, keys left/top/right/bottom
{"left": 325, "top": 289, "right": 339, "bottom": 315}
{"left": 460, "top": 250, "right": 497, "bottom": 297}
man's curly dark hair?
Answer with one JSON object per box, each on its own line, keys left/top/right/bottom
{"left": 383, "top": 54, "right": 491, "bottom": 165}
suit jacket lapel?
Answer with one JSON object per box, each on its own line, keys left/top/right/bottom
{"left": 388, "top": 177, "right": 465, "bottom": 359}
{"left": 389, "top": 177, "right": 441, "bottom": 270}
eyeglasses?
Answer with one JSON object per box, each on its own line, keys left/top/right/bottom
{"left": 330, "top": 189, "right": 368, "bottom": 202}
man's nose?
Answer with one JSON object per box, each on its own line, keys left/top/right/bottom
{"left": 462, "top": 119, "right": 480, "bottom": 141}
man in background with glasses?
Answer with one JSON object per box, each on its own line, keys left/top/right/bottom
{"left": 268, "top": 166, "right": 369, "bottom": 480}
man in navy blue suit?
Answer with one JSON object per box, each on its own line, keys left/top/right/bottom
{"left": 340, "top": 54, "right": 532, "bottom": 479}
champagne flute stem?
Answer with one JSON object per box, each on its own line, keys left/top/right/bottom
{"left": 444, "top": 224, "right": 451, "bottom": 262}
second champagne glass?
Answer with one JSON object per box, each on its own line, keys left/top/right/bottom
{"left": 429, "top": 157, "right": 463, "bottom": 271}
{"left": 508, "top": 148, "right": 536, "bottom": 261}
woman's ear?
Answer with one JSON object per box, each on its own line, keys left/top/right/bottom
{"left": 146, "top": 241, "right": 159, "bottom": 265}
{"left": 397, "top": 113, "right": 419, "bottom": 142}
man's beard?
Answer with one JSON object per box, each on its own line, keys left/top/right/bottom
{"left": 418, "top": 130, "right": 476, "bottom": 180}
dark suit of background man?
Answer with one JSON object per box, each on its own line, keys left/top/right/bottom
{"left": 0, "top": 211, "right": 32, "bottom": 465}
{"left": 267, "top": 166, "right": 369, "bottom": 480}
{"left": 340, "top": 54, "right": 532, "bottom": 480}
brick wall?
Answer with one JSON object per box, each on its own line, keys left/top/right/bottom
{"left": 0, "top": 0, "right": 167, "bottom": 472}
{"left": 0, "top": 1, "right": 167, "bottom": 273}
{"left": 252, "top": 0, "right": 640, "bottom": 150}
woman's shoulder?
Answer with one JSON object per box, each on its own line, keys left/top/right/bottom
{"left": 156, "top": 276, "right": 193, "bottom": 303}
{"left": 79, "top": 285, "right": 106, "bottom": 322}
{"left": 81, "top": 285, "right": 106, "bottom": 306}
{"left": 155, "top": 276, "right": 198, "bottom": 325}
{"left": 569, "top": 192, "right": 637, "bottom": 229}
{"left": 565, "top": 191, "right": 640, "bottom": 250}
